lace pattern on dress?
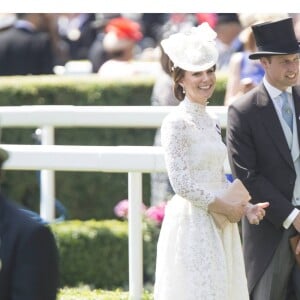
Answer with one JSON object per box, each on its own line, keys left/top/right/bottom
{"left": 161, "top": 98, "right": 227, "bottom": 210}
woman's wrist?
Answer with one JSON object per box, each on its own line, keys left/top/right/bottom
{"left": 208, "top": 196, "right": 232, "bottom": 216}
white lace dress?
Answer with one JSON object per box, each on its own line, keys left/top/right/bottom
{"left": 154, "top": 98, "right": 249, "bottom": 300}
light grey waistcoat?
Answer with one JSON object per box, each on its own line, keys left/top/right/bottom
{"left": 279, "top": 109, "right": 300, "bottom": 205}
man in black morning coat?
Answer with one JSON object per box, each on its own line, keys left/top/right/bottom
{"left": 0, "top": 147, "right": 59, "bottom": 300}
{"left": 227, "top": 18, "right": 300, "bottom": 300}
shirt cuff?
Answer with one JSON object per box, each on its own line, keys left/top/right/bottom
{"left": 283, "top": 208, "right": 300, "bottom": 229}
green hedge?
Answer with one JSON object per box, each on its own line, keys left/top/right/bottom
{"left": 0, "top": 74, "right": 227, "bottom": 219}
{"left": 51, "top": 220, "right": 129, "bottom": 289}
{"left": 51, "top": 219, "right": 160, "bottom": 289}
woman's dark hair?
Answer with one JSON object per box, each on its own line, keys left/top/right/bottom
{"left": 166, "top": 59, "right": 185, "bottom": 101}
{"left": 159, "top": 49, "right": 185, "bottom": 101}
{"left": 159, "top": 45, "right": 172, "bottom": 75}
{"left": 173, "top": 67, "right": 186, "bottom": 101}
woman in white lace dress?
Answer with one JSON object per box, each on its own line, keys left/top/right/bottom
{"left": 154, "top": 23, "right": 269, "bottom": 300}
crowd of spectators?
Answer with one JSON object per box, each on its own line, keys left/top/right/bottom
{"left": 0, "top": 13, "right": 299, "bottom": 78}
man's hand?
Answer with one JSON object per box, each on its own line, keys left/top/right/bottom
{"left": 245, "top": 202, "right": 269, "bottom": 225}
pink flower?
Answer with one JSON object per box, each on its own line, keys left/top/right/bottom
{"left": 145, "top": 202, "right": 166, "bottom": 225}
{"left": 114, "top": 199, "right": 129, "bottom": 218}
{"left": 114, "top": 199, "right": 147, "bottom": 219}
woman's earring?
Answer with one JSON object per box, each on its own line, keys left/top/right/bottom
{"left": 180, "top": 84, "right": 185, "bottom": 94}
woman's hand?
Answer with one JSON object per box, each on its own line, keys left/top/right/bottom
{"left": 209, "top": 196, "right": 248, "bottom": 223}
{"left": 245, "top": 202, "right": 270, "bottom": 225}
{"left": 226, "top": 199, "right": 248, "bottom": 223}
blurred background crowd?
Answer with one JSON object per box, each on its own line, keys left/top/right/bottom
{"left": 0, "top": 13, "right": 299, "bottom": 78}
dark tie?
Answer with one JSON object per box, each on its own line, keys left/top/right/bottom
{"left": 281, "top": 91, "right": 293, "bottom": 132}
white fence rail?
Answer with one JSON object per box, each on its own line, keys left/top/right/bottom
{"left": 0, "top": 105, "right": 229, "bottom": 300}
{"left": 0, "top": 105, "right": 228, "bottom": 128}
{"left": 2, "top": 144, "right": 166, "bottom": 172}
{"left": 0, "top": 105, "right": 228, "bottom": 220}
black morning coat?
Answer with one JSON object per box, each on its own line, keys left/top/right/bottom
{"left": 227, "top": 83, "right": 300, "bottom": 293}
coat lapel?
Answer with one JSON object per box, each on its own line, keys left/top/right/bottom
{"left": 293, "top": 86, "right": 300, "bottom": 149}
{"left": 256, "top": 84, "right": 294, "bottom": 169}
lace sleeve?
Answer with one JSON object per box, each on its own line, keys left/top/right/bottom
{"left": 161, "top": 115, "right": 215, "bottom": 210}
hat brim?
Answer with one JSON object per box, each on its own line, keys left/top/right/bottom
{"left": 176, "top": 61, "right": 217, "bottom": 72}
{"left": 249, "top": 47, "right": 300, "bottom": 60}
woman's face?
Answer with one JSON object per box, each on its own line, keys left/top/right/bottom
{"left": 262, "top": 54, "right": 300, "bottom": 90}
{"left": 179, "top": 66, "right": 216, "bottom": 104}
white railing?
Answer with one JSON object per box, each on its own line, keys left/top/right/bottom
{"left": 0, "top": 105, "right": 228, "bottom": 128}
{"left": 0, "top": 105, "right": 229, "bottom": 300}
{"left": 0, "top": 105, "right": 228, "bottom": 221}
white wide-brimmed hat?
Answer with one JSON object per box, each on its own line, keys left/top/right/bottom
{"left": 161, "top": 22, "right": 219, "bottom": 72}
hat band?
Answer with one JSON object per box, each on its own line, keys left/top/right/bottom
{"left": 257, "top": 41, "right": 300, "bottom": 54}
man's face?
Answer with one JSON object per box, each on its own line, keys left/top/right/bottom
{"left": 262, "top": 53, "right": 300, "bottom": 90}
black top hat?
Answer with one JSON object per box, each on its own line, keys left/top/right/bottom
{"left": 249, "top": 17, "right": 300, "bottom": 60}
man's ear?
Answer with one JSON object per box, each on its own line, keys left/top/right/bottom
{"left": 260, "top": 57, "right": 269, "bottom": 68}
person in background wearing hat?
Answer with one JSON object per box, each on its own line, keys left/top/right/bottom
{"left": 97, "top": 17, "right": 143, "bottom": 77}
{"left": 227, "top": 17, "right": 300, "bottom": 300}
{"left": 154, "top": 22, "right": 269, "bottom": 300}
{"left": 0, "top": 148, "right": 59, "bottom": 300}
